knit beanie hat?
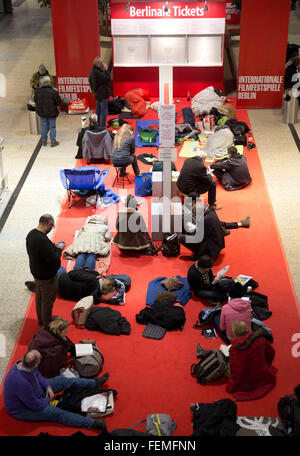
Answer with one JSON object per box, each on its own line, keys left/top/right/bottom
{"left": 196, "top": 255, "right": 213, "bottom": 269}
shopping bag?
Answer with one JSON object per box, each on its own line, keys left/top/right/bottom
{"left": 134, "top": 172, "right": 152, "bottom": 197}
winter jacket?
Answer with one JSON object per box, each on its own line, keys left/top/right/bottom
{"left": 177, "top": 156, "right": 214, "bottom": 196}
{"left": 191, "top": 399, "right": 239, "bottom": 436}
{"left": 63, "top": 215, "right": 111, "bottom": 259}
{"left": 227, "top": 330, "right": 276, "bottom": 401}
{"left": 76, "top": 125, "right": 105, "bottom": 158}
{"left": 210, "top": 152, "right": 252, "bottom": 191}
{"left": 112, "top": 207, "right": 150, "bottom": 251}
{"left": 28, "top": 327, "right": 74, "bottom": 378}
{"left": 220, "top": 298, "right": 252, "bottom": 340}
{"left": 284, "top": 63, "right": 299, "bottom": 89}
{"left": 136, "top": 300, "right": 186, "bottom": 330}
{"left": 34, "top": 86, "right": 61, "bottom": 118}
{"left": 112, "top": 136, "right": 136, "bottom": 167}
{"left": 82, "top": 129, "right": 112, "bottom": 161}
{"left": 88, "top": 65, "right": 110, "bottom": 102}
{"left": 146, "top": 276, "right": 191, "bottom": 307}
{"left": 191, "top": 86, "right": 226, "bottom": 117}
{"left": 85, "top": 306, "right": 131, "bottom": 335}
{"left": 58, "top": 269, "right": 101, "bottom": 303}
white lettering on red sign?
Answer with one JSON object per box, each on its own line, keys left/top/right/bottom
{"left": 129, "top": 5, "right": 204, "bottom": 18}
{"left": 237, "top": 75, "right": 284, "bottom": 99}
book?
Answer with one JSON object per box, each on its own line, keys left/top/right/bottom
{"left": 216, "top": 265, "right": 229, "bottom": 279}
{"left": 220, "top": 344, "right": 231, "bottom": 357}
{"left": 75, "top": 343, "right": 93, "bottom": 357}
{"left": 234, "top": 274, "right": 252, "bottom": 286}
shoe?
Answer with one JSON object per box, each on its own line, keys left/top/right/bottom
{"left": 196, "top": 343, "right": 210, "bottom": 359}
{"left": 50, "top": 141, "right": 59, "bottom": 147}
{"left": 95, "top": 372, "right": 110, "bottom": 386}
{"left": 240, "top": 216, "right": 250, "bottom": 228}
{"left": 42, "top": 140, "right": 47, "bottom": 146}
{"left": 91, "top": 418, "right": 106, "bottom": 430}
{"left": 209, "top": 204, "right": 222, "bottom": 210}
{"left": 25, "top": 281, "right": 36, "bottom": 292}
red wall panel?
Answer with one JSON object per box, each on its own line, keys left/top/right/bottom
{"left": 51, "top": 0, "right": 100, "bottom": 107}
{"left": 236, "top": 0, "right": 290, "bottom": 108}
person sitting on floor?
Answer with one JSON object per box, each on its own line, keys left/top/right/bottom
{"left": 210, "top": 146, "right": 252, "bottom": 191}
{"left": 187, "top": 255, "right": 234, "bottom": 305}
{"left": 28, "top": 318, "right": 75, "bottom": 378}
{"left": 180, "top": 194, "right": 250, "bottom": 260}
{"left": 176, "top": 151, "right": 221, "bottom": 211}
{"left": 3, "top": 350, "right": 109, "bottom": 431}
{"left": 111, "top": 124, "right": 140, "bottom": 176}
{"left": 226, "top": 321, "right": 276, "bottom": 401}
{"left": 213, "top": 282, "right": 252, "bottom": 344}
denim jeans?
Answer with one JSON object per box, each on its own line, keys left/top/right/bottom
{"left": 213, "top": 313, "right": 231, "bottom": 344}
{"left": 96, "top": 98, "right": 108, "bottom": 128}
{"left": 57, "top": 266, "right": 66, "bottom": 279}
{"left": 12, "top": 376, "right": 98, "bottom": 429}
{"left": 74, "top": 253, "right": 97, "bottom": 270}
{"left": 41, "top": 117, "right": 56, "bottom": 142}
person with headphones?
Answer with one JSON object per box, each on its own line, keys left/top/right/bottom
{"left": 3, "top": 350, "right": 109, "bottom": 430}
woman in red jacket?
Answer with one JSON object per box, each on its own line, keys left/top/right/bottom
{"left": 227, "top": 320, "right": 276, "bottom": 401}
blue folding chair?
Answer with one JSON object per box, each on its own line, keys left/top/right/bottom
{"left": 60, "top": 167, "right": 109, "bottom": 208}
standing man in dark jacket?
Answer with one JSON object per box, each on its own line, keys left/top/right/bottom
{"left": 176, "top": 152, "right": 221, "bottom": 210}
{"left": 26, "top": 214, "right": 64, "bottom": 326}
{"left": 34, "top": 75, "right": 61, "bottom": 147}
{"left": 210, "top": 146, "right": 252, "bottom": 191}
{"left": 89, "top": 57, "right": 111, "bottom": 128}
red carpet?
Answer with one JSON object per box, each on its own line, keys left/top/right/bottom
{"left": 0, "top": 98, "right": 300, "bottom": 436}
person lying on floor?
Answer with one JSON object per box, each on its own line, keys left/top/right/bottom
{"left": 28, "top": 317, "right": 75, "bottom": 378}
{"left": 197, "top": 320, "right": 276, "bottom": 401}
{"left": 187, "top": 255, "right": 235, "bottom": 305}
{"left": 210, "top": 146, "right": 252, "bottom": 191}
{"left": 3, "top": 349, "right": 109, "bottom": 431}
{"left": 176, "top": 151, "right": 222, "bottom": 211}
{"left": 111, "top": 124, "right": 140, "bottom": 176}
{"left": 180, "top": 193, "right": 250, "bottom": 260}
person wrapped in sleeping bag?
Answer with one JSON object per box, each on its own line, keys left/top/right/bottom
{"left": 124, "top": 89, "right": 151, "bottom": 117}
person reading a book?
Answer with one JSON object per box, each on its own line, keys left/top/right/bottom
{"left": 226, "top": 320, "right": 276, "bottom": 401}
{"left": 210, "top": 146, "right": 252, "bottom": 191}
{"left": 214, "top": 282, "right": 252, "bottom": 344}
{"left": 187, "top": 255, "right": 235, "bottom": 305}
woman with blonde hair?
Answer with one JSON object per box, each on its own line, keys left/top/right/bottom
{"left": 28, "top": 318, "right": 75, "bottom": 378}
{"left": 111, "top": 124, "right": 140, "bottom": 176}
{"left": 226, "top": 320, "right": 276, "bottom": 401}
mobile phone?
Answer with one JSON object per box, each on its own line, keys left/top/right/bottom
{"left": 58, "top": 241, "right": 65, "bottom": 247}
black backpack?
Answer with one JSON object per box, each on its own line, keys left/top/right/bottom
{"left": 277, "top": 385, "right": 300, "bottom": 436}
{"left": 156, "top": 233, "right": 180, "bottom": 257}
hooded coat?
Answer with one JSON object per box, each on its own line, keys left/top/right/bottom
{"left": 112, "top": 207, "right": 150, "bottom": 251}
{"left": 220, "top": 298, "right": 252, "bottom": 340}
{"left": 28, "top": 327, "right": 74, "bottom": 378}
{"left": 227, "top": 330, "right": 276, "bottom": 401}
{"left": 210, "top": 152, "right": 252, "bottom": 191}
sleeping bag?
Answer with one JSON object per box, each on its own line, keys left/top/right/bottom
{"left": 125, "top": 89, "right": 151, "bottom": 117}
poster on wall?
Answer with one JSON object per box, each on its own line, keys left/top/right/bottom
{"left": 225, "top": 2, "right": 240, "bottom": 25}
{"left": 236, "top": 0, "right": 290, "bottom": 108}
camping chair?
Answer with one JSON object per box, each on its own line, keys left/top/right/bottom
{"left": 60, "top": 167, "right": 109, "bottom": 209}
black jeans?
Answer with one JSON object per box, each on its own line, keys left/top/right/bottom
{"left": 207, "top": 180, "right": 217, "bottom": 206}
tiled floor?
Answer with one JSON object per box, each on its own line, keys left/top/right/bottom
{"left": 0, "top": 1, "right": 300, "bottom": 386}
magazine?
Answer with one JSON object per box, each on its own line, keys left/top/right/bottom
{"left": 234, "top": 274, "right": 252, "bottom": 286}
{"left": 216, "top": 265, "right": 229, "bottom": 279}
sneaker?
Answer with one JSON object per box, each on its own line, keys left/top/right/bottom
{"left": 91, "top": 418, "right": 106, "bottom": 430}
{"left": 95, "top": 372, "right": 110, "bottom": 387}
{"left": 240, "top": 216, "right": 250, "bottom": 228}
{"left": 42, "top": 140, "right": 47, "bottom": 147}
{"left": 50, "top": 141, "right": 59, "bottom": 147}
{"left": 25, "top": 281, "right": 36, "bottom": 292}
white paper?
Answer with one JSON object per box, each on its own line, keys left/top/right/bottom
{"left": 75, "top": 343, "right": 93, "bottom": 357}
{"left": 81, "top": 393, "right": 108, "bottom": 413}
{"left": 216, "top": 265, "right": 229, "bottom": 278}
{"left": 220, "top": 344, "right": 231, "bottom": 357}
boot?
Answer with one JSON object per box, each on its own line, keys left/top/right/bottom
{"left": 95, "top": 372, "right": 110, "bottom": 386}
{"left": 25, "top": 281, "right": 36, "bottom": 292}
{"left": 50, "top": 141, "right": 60, "bottom": 148}
{"left": 92, "top": 418, "right": 106, "bottom": 430}
{"left": 196, "top": 343, "right": 211, "bottom": 359}
{"left": 240, "top": 216, "right": 250, "bottom": 228}
{"left": 42, "top": 140, "right": 47, "bottom": 147}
